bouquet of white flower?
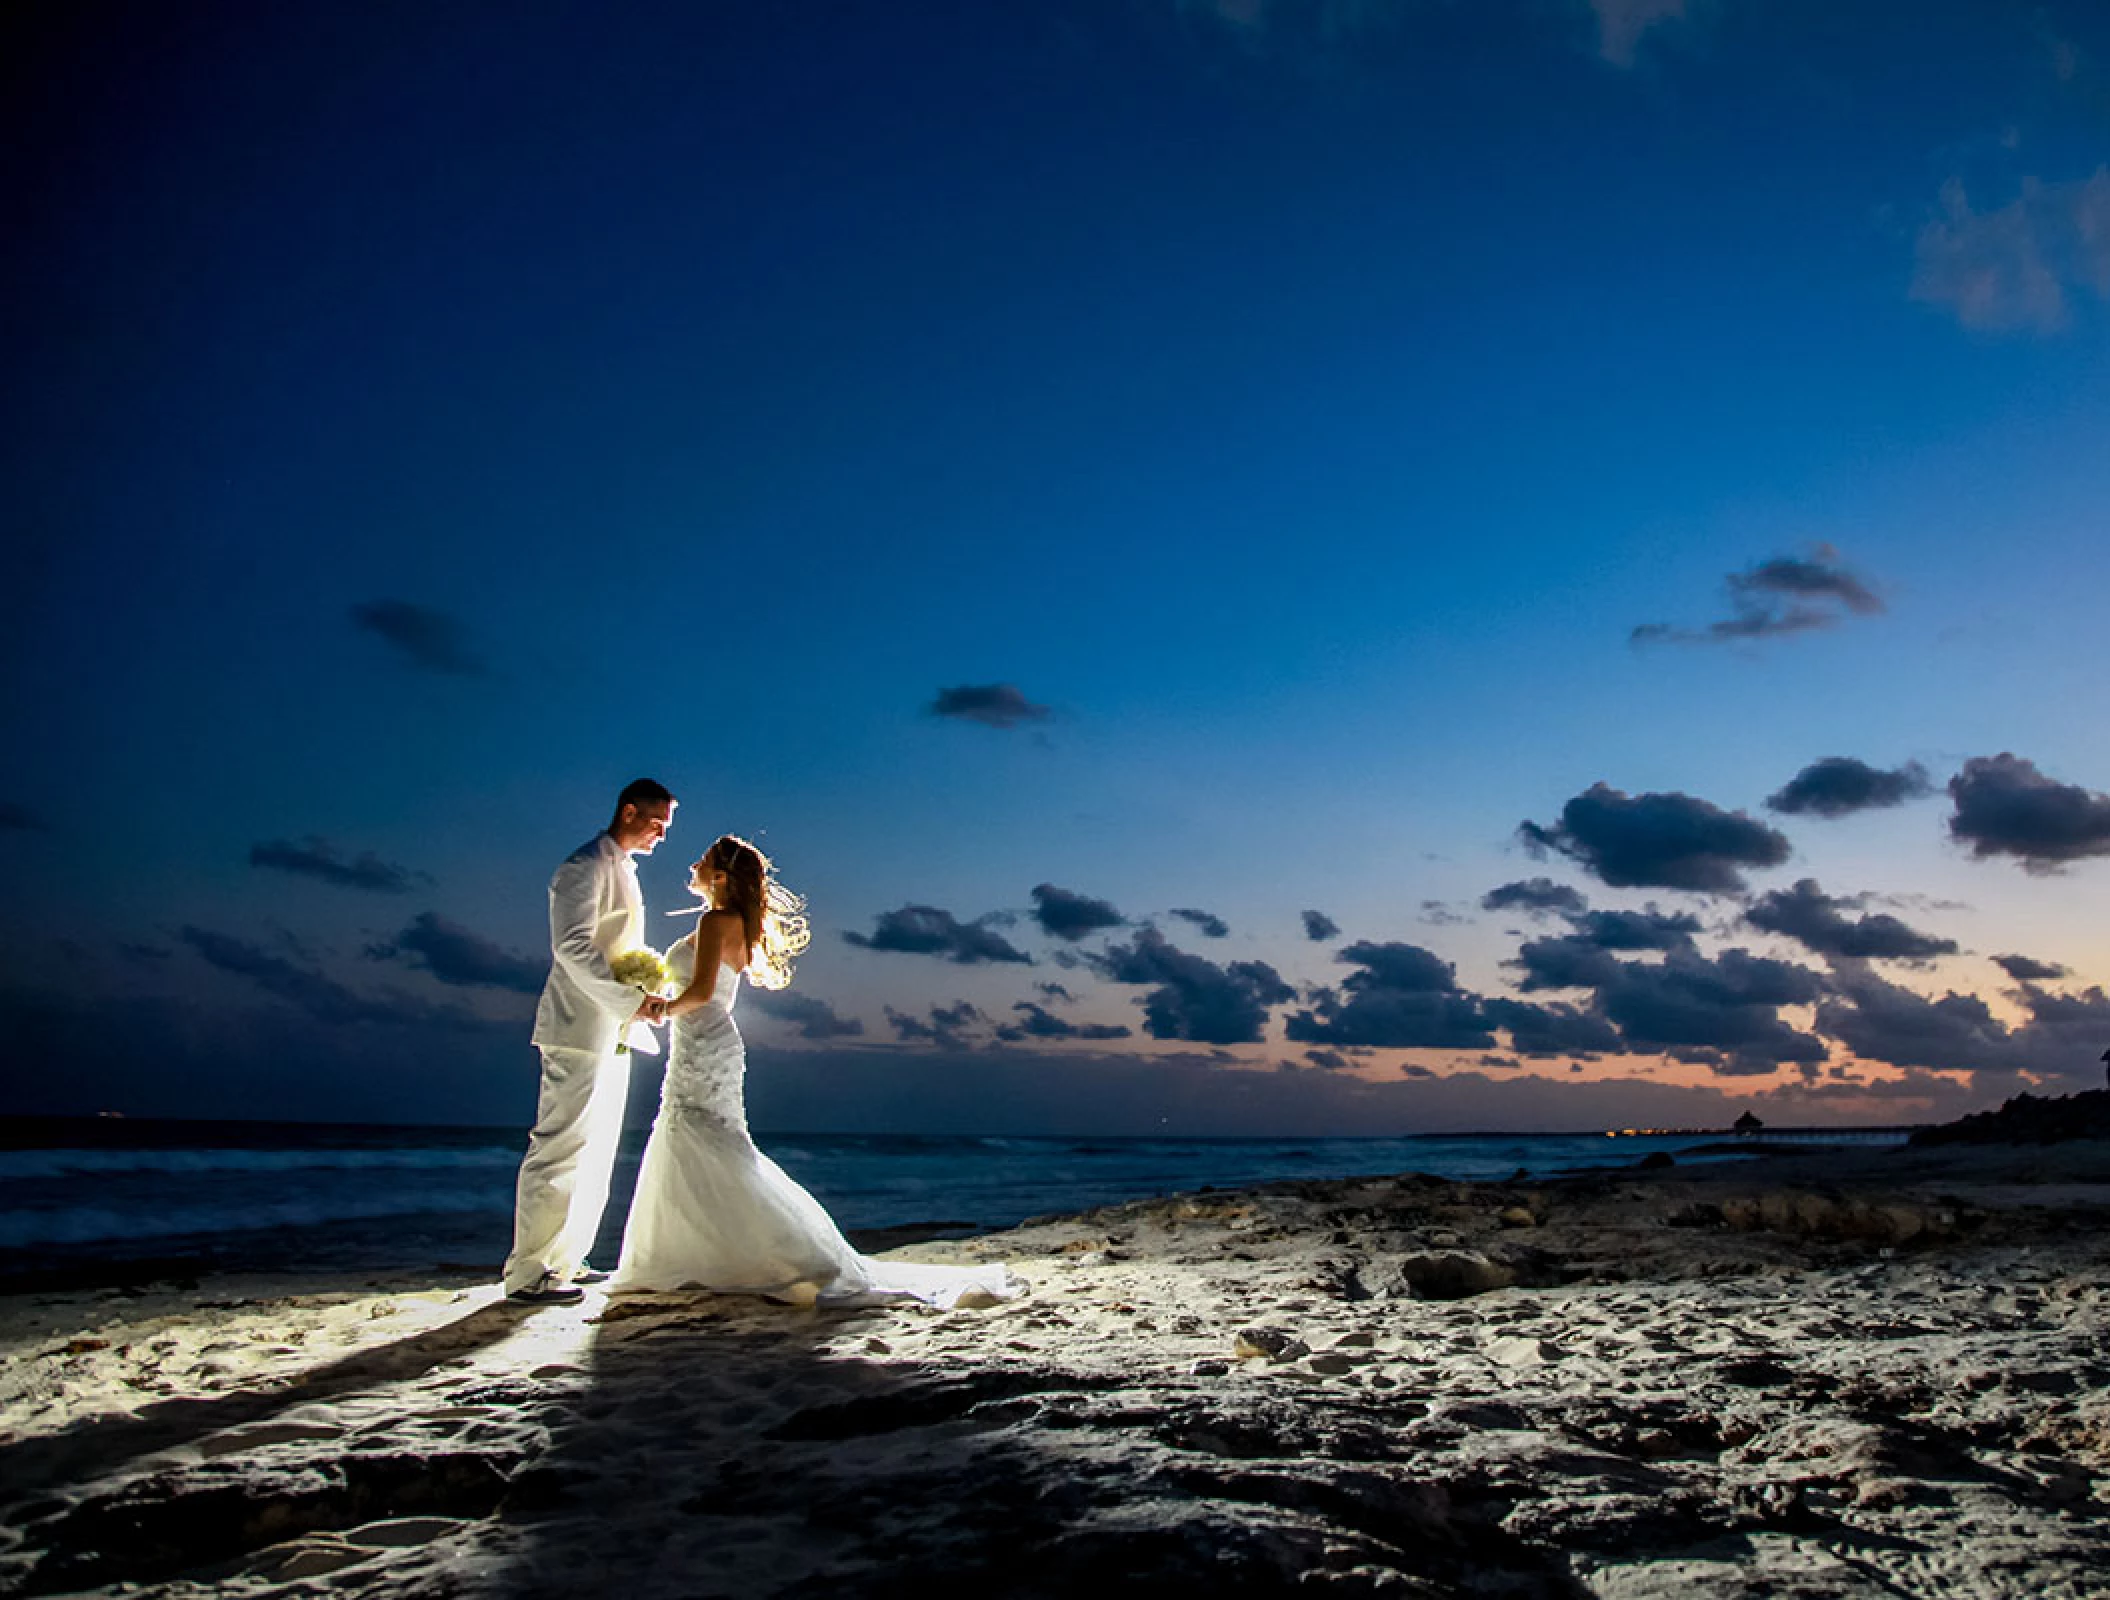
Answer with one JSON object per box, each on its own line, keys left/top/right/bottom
{"left": 610, "top": 947, "right": 672, "bottom": 1054}
{"left": 610, "top": 946, "right": 670, "bottom": 994}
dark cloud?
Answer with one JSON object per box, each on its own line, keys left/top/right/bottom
{"left": 367, "top": 912, "right": 544, "bottom": 993}
{"left": 1947, "top": 753, "right": 2110, "bottom": 873}
{"left": 1597, "top": 947, "right": 1827, "bottom": 1065}
{"left": 1301, "top": 910, "right": 1340, "bottom": 942}
{"left": 996, "top": 1002, "right": 1132, "bottom": 1043}
{"left": 845, "top": 906, "right": 1032, "bottom": 965}
{"left": 179, "top": 926, "right": 470, "bottom": 1028}
{"left": 349, "top": 600, "right": 485, "bottom": 676}
{"left": 1815, "top": 970, "right": 2012, "bottom": 1074}
{"left": 1660, "top": 1046, "right": 1799, "bottom": 1079}
{"left": 1745, "top": 879, "right": 1958, "bottom": 963}
{"left": 1091, "top": 927, "right": 1293, "bottom": 1045}
{"left": 926, "top": 683, "right": 1051, "bottom": 729}
{"left": 1333, "top": 941, "right": 1457, "bottom": 993}
{"left": 0, "top": 802, "right": 48, "bottom": 831}
{"left": 743, "top": 988, "right": 865, "bottom": 1039}
{"left": 1817, "top": 969, "right": 2110, "bottom": 1088}
{"left": 1419, "top": 901, "right": 1467, "bottom": 926}
{"left": 1766, "top": 757, "right": 1932, "bottom": 818}
{"left": 1731, "top": 553, "right": 1882, "bottom": 614}
{"left": 2006, "top": 985, "right": 2110, "bottom": 1083}
{"left": 1520, "top": 783, "right": 1790, "bottom": 894}
{"left": 1632, "top": 547, "right": 1882, "bottom": 646}
{"left": 1480, "top": 878, "right": 1588, "bottom": 917}
{"left": 1482, "top": 998, "right": 1623, "bottom": 1059}
{"left": 1303, "top": 1049, "right": 1352, "bottom": 1070}
{"left": 1169, "top": 907, "right": 1230, "bottom": 939}
{"left": 1992, "top": 953, "right": 2067, "bottom": 983}
{"left": 1030, "top": 884, "right": 1124, "bottom": 942}
{"left": 1510, "top": 936, "right": 1627, "bottom": 994}
{"left": 1568, "top": 908, "right": 1703, "bottom": 951}
{"left": 250, "top": 837, "right": 432, "bottom": 894}
{"left": 885, "top": 1001, "right": 987, "bottom": 1049}
{"left": 120, "top": 942, "right": 172, "bottom": 962}
{"left": 1035, "top": 981, "right": 1076, "bottom": 1002}
{"left": 1284, "top": 941, "right": 1496, "bottom": 1051}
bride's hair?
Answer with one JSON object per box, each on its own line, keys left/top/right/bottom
{"left": 705, "top": 835, "right": 809, "bottom": 991}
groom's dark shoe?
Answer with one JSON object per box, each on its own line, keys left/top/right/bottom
{"left": 508, "top": 1271, "right": 585, "bottom": 1306}
{"left": 569, "top": 1265, "right": 613, "bottom": 1285}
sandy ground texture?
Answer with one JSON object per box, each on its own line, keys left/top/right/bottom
{"left": 2, "top": 1141, "right": 2107, "bottom": 1599}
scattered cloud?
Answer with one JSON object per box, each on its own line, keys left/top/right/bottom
{"left": 0, "top": 802, "right": 48, "bottom": 831}
{"left": 1815, "top": 968, "right": 2014, "bottom": 1074}
{"left": 1481, "top": 878, "right": 1588, "bottom": 917}
{"left": 996, "top": 1002, "right": 1133, "bottom": 1043}
{"left": 927, "top": 683, "right": 1052, "bottom": 729}
{"left": 1091, "top": 926, "right": 1294, "bottom": 1045}
{"left": 1285, "top": 940, "right": 1496, "bottom": 1051}
{"left": 349, "top": 600, "right": 486, "bottom": 676}
{"left": 845, "top": 905, "right": 1033, "bottom": 965}
{"left": 1169, "top": 907, "right": 1231, "bottom": 939}
{"left": 1911, "top": 169, "right": 2110, "bottom": 334}
{"left": 1482, "top": 997, "right": 1623, "bottom": 1058}
{"left": 1520, "top": 782, "right": 1791, "bottom": 894}
{"left": 1030, "top": 883, "right": 1124, "bottom": 941}
{"left": 1596, "top": 947, "right": 1829, "bottom": 1069}
{"left": 1632, "top": 547, "right": 1883, "bottom": 646}
{"left": 1992, "top": 953, "right": 2067, "bottom": 983}
{"left": 744, "top": 988, "right": 865, "bottom": 1039}
{"left": 1301, "top": 909, "right": 1340, "bottom": 942}
{"left": 366, "top": 912, "right": 544, "bottom": 993}
{"left": 180, "top": 925, "right": 468, "bottom": 1028}
{"left": 1948, "top": 753, "right": 2110, "bottom": 873}
{"left": 1745, "top": 879, "right": 1959, "bottom": 963}
{"left": 1510, "top": 935, "right": 1627, "bottom": 994}
{"left": 884, "top": 1001, "right": 988, "bottom": 1049}
{"left": 2005, "top": 983, "right": 2110, "bottom": 1083}
{"left": 1766, "top": 757, "right": 1933, "bottom": 819}
{"left": 250, "top": 837, "right": 432, "bottom": 894}
{"left": 1568, "top": 907, "right": 1704, "bottom": 951}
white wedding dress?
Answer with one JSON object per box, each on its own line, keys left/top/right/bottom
{"left": 614, "top": 935, "right": 1024, "bottom": 1308}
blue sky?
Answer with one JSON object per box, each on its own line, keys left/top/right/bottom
{"left": 5, "top": 0, "right": 2108, "bottom": 1134}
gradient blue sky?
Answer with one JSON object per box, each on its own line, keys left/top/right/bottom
{"left": 5, "top": 0, "right": 2108, "bottom": 1134}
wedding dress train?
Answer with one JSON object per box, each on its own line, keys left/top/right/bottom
{"left": 614, "top": 936, "right": 1024, "bottom": 1308}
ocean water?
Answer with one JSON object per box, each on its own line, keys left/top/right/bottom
{"left": 0, "top": 1116, "right": 1872, "bottom": 1287}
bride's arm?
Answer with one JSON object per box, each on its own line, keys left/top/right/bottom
{"left": 663, "top": 912, "right": 736, "bottom": 1019}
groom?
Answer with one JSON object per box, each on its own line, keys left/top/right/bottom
{"left": 504, "top": 778, "right": 677, "bottom": 1305}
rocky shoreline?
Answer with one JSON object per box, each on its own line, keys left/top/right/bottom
{"left": 2, "top": 1140, "right": 2106, "bottom": 1598}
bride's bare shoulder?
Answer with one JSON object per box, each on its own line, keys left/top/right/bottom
{"left": 700, "top": 908, "right": 745, "bottom": 966}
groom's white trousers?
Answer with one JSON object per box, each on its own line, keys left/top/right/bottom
{"left": 504, "top": 1046, "right": 630, "bottom": 1293}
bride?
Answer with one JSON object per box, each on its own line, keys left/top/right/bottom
{"left": 615, "top": 835, "right": 1024, "bottom": 1308}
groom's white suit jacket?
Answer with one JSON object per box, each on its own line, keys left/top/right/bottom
{"left": 532, "top": 833, "right": 657, "bottom": 1057}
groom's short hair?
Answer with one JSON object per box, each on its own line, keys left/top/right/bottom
{"left": 612, "top": 778, "right": 674, "bottom": 825}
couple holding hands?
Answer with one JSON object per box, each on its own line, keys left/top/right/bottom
{"left": 502, "top": 779, "right": 1020, "bottom": 1311}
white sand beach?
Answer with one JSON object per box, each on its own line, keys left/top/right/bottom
{"left": 3, "top": 1141, "right": 2106, "bottom": 1598}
